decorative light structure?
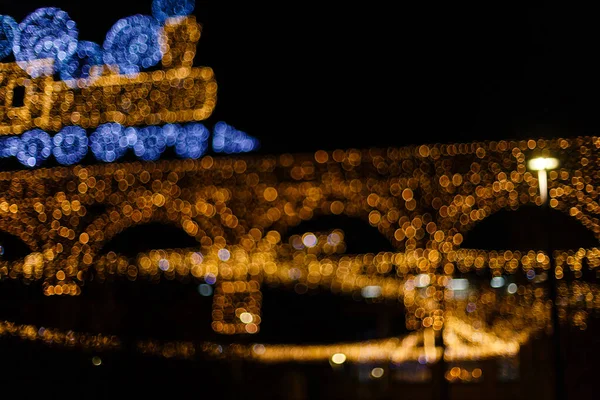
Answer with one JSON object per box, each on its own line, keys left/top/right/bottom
{"left": 0, "top": 2, "right": 598, "bottom": 381}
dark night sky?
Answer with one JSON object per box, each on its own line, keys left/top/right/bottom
{"left": 2, "top": 1, "right": 600, "bottom": 154}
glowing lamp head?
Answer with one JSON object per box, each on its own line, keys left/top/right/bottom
{"left": 527, "top": 157, "right": 559, "bottom": 171}
{"left": 331, "top": 353, "right": 346, "bottom": 364}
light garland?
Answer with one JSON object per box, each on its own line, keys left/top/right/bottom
{"left": 1, "top": 16, "right": 217, "bottom": 136}
{"left": 0, "top": 315, "right": 530, "bottom": 364}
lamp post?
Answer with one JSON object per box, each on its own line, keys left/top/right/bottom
{"left": 527, "top": 155, "right": 564, "bottom": 400}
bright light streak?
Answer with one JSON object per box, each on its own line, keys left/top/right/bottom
{"left": 527, "top": 157, "right": 559, "bottom": 171}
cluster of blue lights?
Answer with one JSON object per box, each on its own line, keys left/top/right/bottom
{"left": 0, "top": 15, "right": 17, "bottom": 60}
{"left": 12, "top": 8, "right": 79, "bottom": 78}
{"left": 0, "top": 0, "right": 195, "bottom": 78}
{"left": 89, "top": 123, "right": 129, "bottom": 163}
{"left": 52, "top": 126, "right": 88, "bottom": 165}
{"left": 132, "top": 126, "right": 167, "bottom": 161}
{"left": 59, "top": 41, "right": 103, "bottom": 84}
{"left": 175, "top": 123, "right": 210, "bottom": 159}
{"left": 16, "top": 129, "right": 53, "bottom": 167}
{"left": 0, "top": 122, "right": 259, "bottom": 167}
{"left": 103, "top": 15, "right": 164, "bottom": 75}
{"left": 213, "top": 122, "right": 260, "bottom": 154}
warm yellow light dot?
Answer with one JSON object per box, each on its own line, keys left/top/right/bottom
{"left": 240, "top": 312, "right": 253, "bottom": 324}
{"left": 263, "top": 187, "right": 278, "bottom": 201}
{"left": 331, "top": 353, "right": 346, "bottom": 364}
{"left": 371, "top": 367, "right": 384, "bottom": 378}
{"left": 92, "top": 356, "right": 102, "bottom": 366}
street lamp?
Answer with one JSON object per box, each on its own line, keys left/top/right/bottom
{"left": 527, "top": 154, "right": 565, "bottom": 400}
{"left": 527, "top": 156, "right": 559, "bottom": 204}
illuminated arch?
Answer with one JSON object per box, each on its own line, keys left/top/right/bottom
{"left": 241, "top": 186, "right": 403, "bottom": 250}
{"left": 281, "top": 213, "right": 396, "bottom": 254}
{"left": 84, "top": 201, "right": 230, "bottom": 257}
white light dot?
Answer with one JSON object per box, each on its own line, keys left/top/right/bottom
{"left": 490, "top": 276, "right": 505, "bottom": 288}
{"left": 302, "top": 233, "right": 317, "bottom": 248}
{"left": 240, "top": 312, "right": 253, "bottom": 324}
{"left": 415, "top": 274, "right": 430, "bottom": 288}
{"left": 449, "top": 278, "right": 469, "bottom": 291}
{"left": 331, "top": 353, "right": 346, "bottom": 365}
{"left": 327, "top": 232, "right": 341, "bottom": 245}
{"left": 158, "top": 258, "right": 170, "bottom": 271}
{"left": 252, "top": 344, "right": 266, "bottom": 355}
{"left": 507, "top": 283, "right": 518, "bottom": 294}
{"left": 361, "top": 285, "right": 382, "bottom": 298}
{"left": 218, "top": 248, "right": 230, "bottom": 261}
{"left": 371, "top": 367, "right": 384, "bottom": 378}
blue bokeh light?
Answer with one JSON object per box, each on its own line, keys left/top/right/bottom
{"left": 0, "top": 15, "right": 17, "bottom": 60}
{"left": 152, "top": 0, "right": 195, "bottom": 24}
{"left": 0, "top": 136, "right": 20, "bottom": 158}
{"left": 103, "top": 15, "right": 164, "bottom": 75}
{"left": 16, "top": 129, "right": 52, "bottom": 167}
{"left": 162, "top": 123, "right": 181, "bottom": 146}
{"left": 0, "top": 121, "right": 259, "bottom": 167}
{"left": 52, "top": 126, "right": 88, "bottom": 165}
{"left": 12, "top": 8, "right": 78, "bottom": 78}
{"left": 213, "top": 121, "right": 259, "bottom": 154}
{"left": 89, "top": 123, "right": 128, "bottom": 162}
{"left": 59, "top": 40, "right": 103, "bottom": 84}
{"left": 132, "top": 126, "right": 167, "bottom": 161}
{"left": 175, "top": 123, "right": 209, "bottom": 159}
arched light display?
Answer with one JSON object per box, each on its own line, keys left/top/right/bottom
{"left": 4, "top": 1, "right": 597, "bottom": 372}
{"left": 103, "top": 15, "right": 165, "bottom": 75}
{"left": 12, "top": 7, "right": 78, "bottom": 78}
